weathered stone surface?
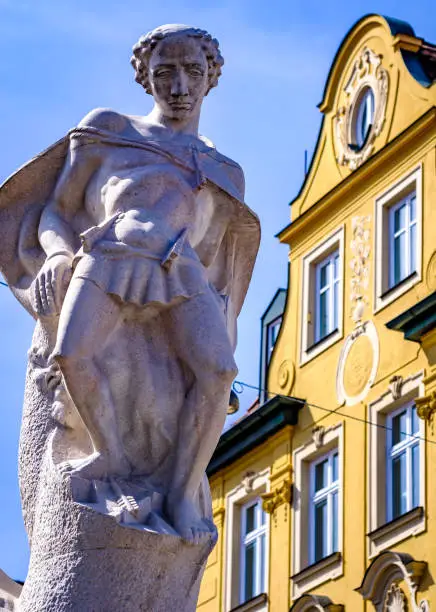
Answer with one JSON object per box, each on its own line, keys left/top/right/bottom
{"left": 0, "top": 23, "right": 259, "bottom": 611}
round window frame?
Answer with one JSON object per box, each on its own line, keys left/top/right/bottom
{"left": 349, "top": 85, "right": 375, "bottom": 152}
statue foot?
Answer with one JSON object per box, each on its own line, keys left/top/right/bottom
{"left": 57, "top": 452, "right": 130, "bottom": 480}
{"left": 165, "top": 495, "right": 216, "bottom": 545}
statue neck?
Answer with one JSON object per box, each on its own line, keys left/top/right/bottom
{"left": 147, "top": 106, "right": 200, "bottom": 138}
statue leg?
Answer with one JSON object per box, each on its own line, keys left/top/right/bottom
{"left": 164, "top": 290, "right": 237, "bottom": 543}
{"left": 52, "top": 277, "right": 130, "bottom": 479}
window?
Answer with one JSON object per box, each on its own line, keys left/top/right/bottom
{"left": 353, "top": 86, "right": 375, "bottom": 150}
{"left": 225, "top": 470, "right": 269, "bottom": 612}
{"left": 266, "top": 316, "right": 282, "bottom": 364}
{"left": 240, "top": 500, "right": 267, "bottom": 604}
{"left": 367, "top": 372, "right": 425, "bottom": 558}
{"left": 301, "top": 227, "right": 344, "bottom": 364}
{"left": 375, "top": 166, "right": 422, "bottom": 311}
{"left": 310, "top": 451, "right": 339, "bottom": 563}
{"left": 314, "top": 252, "right": 340, "bottom": 343}
{"left": 292, "top": 423, "right": 343, "bottom": 599}
{"left": 386, "top": 402, "right": 420, "bottom": 522}
{"left": 388, "top": 192, "right": 417, "bottom": 289}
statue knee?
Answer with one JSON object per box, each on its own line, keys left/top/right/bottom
{"left": 208, "top": 359, "right": 238, "bottom": 395}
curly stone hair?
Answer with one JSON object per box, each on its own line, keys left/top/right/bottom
{"left": 131, "top": 24, "right": 224, "bottom": 96}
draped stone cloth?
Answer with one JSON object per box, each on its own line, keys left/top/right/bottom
{"left": 0, "top": 126, "right": 260, "bottom": 537}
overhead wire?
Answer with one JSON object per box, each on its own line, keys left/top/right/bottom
{"left": 232, "top": 379, "right": 435, "bottom": 446}
{"left": 1, "top": 280, "right": 431, "bottom": 444}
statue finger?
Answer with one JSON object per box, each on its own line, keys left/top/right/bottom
{"left": 52, "top": 270, "right": 64, "bottom": 313}
{"left": 39, "top": 276, "right": 49, "bottom": 314}
{"left": 32, "top": 278, "right": 43, "bottom": 314}
{"left": 45, "top": 270, "right": 56, "bottom": 314}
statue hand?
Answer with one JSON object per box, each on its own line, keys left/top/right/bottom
{"left": 32, "top": 254, "right": 73, "bottom": 316}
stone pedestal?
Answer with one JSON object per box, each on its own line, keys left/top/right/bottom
{"left": 19, "top": 462, "right": 214, "bottom": 612}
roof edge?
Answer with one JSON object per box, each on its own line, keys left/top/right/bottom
{"left": 207, "top": 395, "right": 303, "bottom": 476}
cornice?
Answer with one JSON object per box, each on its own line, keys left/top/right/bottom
{"left": 278, "top": 107, "right": 436, "bottom": 245}
{"left": 207, "top": 395, "right": 303, "bottom": 477}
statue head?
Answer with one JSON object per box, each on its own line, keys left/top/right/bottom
{"left": 131, "top": 24, "right": 224, "bottom": 122}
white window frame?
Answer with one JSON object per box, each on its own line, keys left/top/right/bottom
{"left": 292, "top": 423, "right": 344, "bottom": 600}
{"left": 224, "top": 469, "right": 270, "bottom": 612}
{"left": 314, "top": 252, "right": 340, "bottom": 343}
{"left": 354, "top": 86, "right": 375, "bottom": 149}
{"left": 239, "top": 499, "right": 268, "bottom": 604}
{"left": 309, "top": 450, "right": 339, "bottom": 565}
{"left": 374, "top": 165, "right": 422, "bottom": 312}
{"left": 266, "top": 316, "right": 282, "bottom": 365}
{"left": 300, "top": 227, "right": 345, "bottom": 365}
{"left": 367, "top": 372, "right": 425, "bottom": 558}
{"left": 388, "top": 193, "right": 417, "bottom": 289}
{"left": 386, "top": 402, "right": 420, "bottom": 523}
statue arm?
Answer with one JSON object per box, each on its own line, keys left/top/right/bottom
{"left": 34, "top": 134, "right": 101, "bottom": 315}
{"left": 38, "top": 136, "right": 101, "bottom": 258}
{"left": 38, "top": 107, "right": 125, "bottom": 259}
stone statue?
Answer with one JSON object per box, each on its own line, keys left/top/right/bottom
{"left": 0, "top": 24, "right": 260, "bottom": 611}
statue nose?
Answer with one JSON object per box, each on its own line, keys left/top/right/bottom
{"left": 171, "top": 73, "right": 189, "bottom": 96}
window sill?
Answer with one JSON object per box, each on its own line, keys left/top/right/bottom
{"left": 230, "top": 593, "right": 268, "bottom": 612}
{"left": 291, "top": 552, "right": 342, "bottom": 598}
{"left": 381, "top": 272, "right": 418, "bottom": 299}
{"left": 375, "top": 271, "right": 420, "bottom": 313}
{"left": 307, "top": 328, "right": 339, "bottom": 353}
{"left": 368, "top": 506, "right": 425, "bottom": 558}
{"left": 301, "top": 328, "right": 342, "bottom": 366}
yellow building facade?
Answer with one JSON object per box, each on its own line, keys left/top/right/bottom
{"left": 198, "top": 14, "right": 436, "bottom": 612}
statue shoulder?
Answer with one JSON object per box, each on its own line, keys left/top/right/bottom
{"left": 78, "top": 108, "right": 129, "bottom": 134}
{"left": 210, "top": 149, "right": 245, "bottom": 198}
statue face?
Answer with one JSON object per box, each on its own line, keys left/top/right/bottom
{"left": 148, "top": 35, "right": 209, "bottom": 121}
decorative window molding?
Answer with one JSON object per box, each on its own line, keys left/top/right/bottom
{"left": 261, "top": 479, "right": 292, "bottom": 516}
{"left": 292, "top": 423, "right": 343, "bottom": 599}
{"left": 224, "top": 469, "right": 270, "bottom": 612}
{"left": 301, "top": 227, "right": 345, "bottom": 365}
{"left": 290, "top": 593, "right": 344, "bottom": 611}
{"left": 334, "top": 47, "right": 389, "bottom": 170}
{"left": 367, "top": 372, "right": 426, "bottom": 558}
{"left": 356, "top": 551, "right": 429, "bottom": 612}
{"left": 374, "top": 165, "right": 422, "bottom": 312}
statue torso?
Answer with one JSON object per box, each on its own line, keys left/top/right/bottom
{"left": 82, "top": 116, "right": 235, "bottom": 267}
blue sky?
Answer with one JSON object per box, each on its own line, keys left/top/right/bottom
{"left": 0, "top": 0, "right": 435, "bottom": 582}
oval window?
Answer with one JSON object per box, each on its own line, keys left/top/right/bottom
{"left": 353, "top": 87, "right": 375, "bottom": 150}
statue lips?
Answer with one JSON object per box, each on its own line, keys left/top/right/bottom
{"left": 169, "top": 101, "right": 192, "bottom": 112}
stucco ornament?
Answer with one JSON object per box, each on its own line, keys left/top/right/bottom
{"left": 289, "top": 593, "right": 344, "bottom": 611}
{"left": 384, "top": 584, "right": 407, "bottom": 612}
{"left": 336, "top": 321, "right": 379, "bottom": 405}
{"left": 277, "top": 358, "right": 296, "bottom": 395}
{"left": 357, "top": 551, "right": 429, "bottom": 612}
{"left": 334, "top": 46, "right": 389, "bottom": 170}
{"left": 425, "top": 250, "right": 436, "bottom": 291}
{"left": 350, "top": 215, "right": 371, "bottom": 324}
{"left": 0, "top": 24, "right": 260, "bottom": 611}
